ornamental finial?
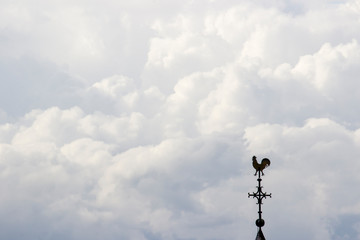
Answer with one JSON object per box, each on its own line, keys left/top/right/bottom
{"left": 248, "top": 156, "right": 272, "bottom": 240}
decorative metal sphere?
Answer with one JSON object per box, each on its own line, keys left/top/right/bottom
{"left": 256, "top": 219, "right": 265, "bottom": 227}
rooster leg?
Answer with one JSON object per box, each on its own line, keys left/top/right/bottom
{"left": 254, "top": 170, "right": 258, "bottom": 176}
{"left": 261, "top": 170, "right": 265, "bottom": 176}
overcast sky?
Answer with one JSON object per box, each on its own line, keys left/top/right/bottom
{"left": 1, "top": 0, "right": 360, "bottom": 239}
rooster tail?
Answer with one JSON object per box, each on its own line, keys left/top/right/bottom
{"left": 261, "top": 158, "right": 271, "bottom": 168}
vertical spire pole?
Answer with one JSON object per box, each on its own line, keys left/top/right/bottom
{"left": 248, "top": 156, "right": 272, "bottom": 240}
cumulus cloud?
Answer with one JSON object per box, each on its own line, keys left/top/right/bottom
{"left": 244, "top": 118, "right": 360, "bottom": 239}
{"left": 1, "top": 0, "right": 360, "bottom": 239}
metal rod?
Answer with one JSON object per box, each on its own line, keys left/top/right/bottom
{"left": 248, "top": 156, "right": 272, "bottom": 233}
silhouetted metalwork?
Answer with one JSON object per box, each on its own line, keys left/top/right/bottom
{"left": 255, "top": 228, "right": 266, "bottom": 240}
{"left": 248, "top": 156, "right": 271, "bottom": 240}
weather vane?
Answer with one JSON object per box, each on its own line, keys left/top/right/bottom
{"left": 248, "top": 156, "right": 271, "bottom": 240}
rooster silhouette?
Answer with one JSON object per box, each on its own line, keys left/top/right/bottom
{"left": 252, "top": 156, "right": 271, "bottom": 176}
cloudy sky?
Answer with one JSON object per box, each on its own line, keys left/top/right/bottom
{"left": 1, "top": 0, "right": 360, "bottom": 239}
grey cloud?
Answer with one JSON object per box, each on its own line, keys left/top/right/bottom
{"left": 0, "top": 57, "right": 82, "bottom": 118}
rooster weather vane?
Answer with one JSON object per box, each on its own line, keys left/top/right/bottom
{"left": 248, "top": 156, "right": 271, "bottom": 240}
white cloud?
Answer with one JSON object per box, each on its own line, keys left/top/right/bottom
{"left": 244, "top": 118, "right": 360, "bottom": 239}
{"left": 1, "top": 0, "right": 360, "bottom": 239}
